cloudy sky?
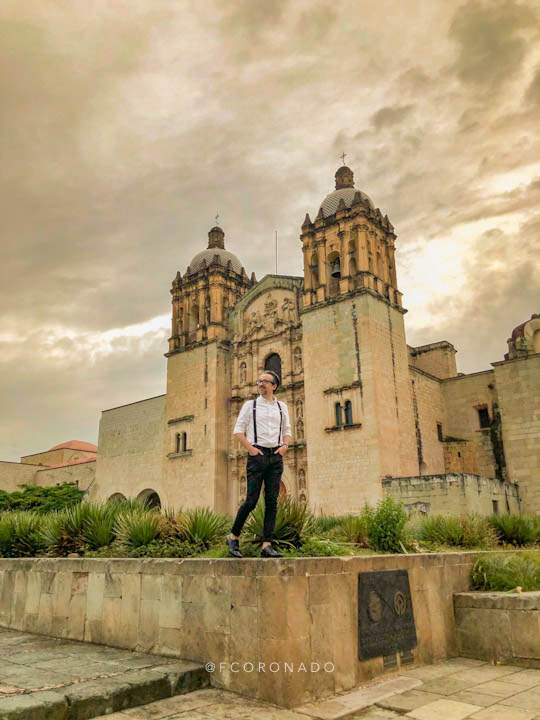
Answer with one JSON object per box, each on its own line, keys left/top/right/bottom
{"left": 1, "top": 0, "right": 539, "bottom": 461}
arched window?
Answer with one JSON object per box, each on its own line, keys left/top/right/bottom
{"left": 349, "top": 257, "right": 357, "bottom": 276}
{"left": 310, "top": 252, "right": 319, "bottom": 290}
{"left": 175, "top": 433, "right": 181, "bottom": 453}
{"left": 189, "top": 302, "right": 199, "bottom": 332}
{"left": 182, "top": 432, "right": 187, "bottom": 452}
{"left": 137, "top": 489, "right": 161, "bottom": 509}
{"left": 264, "top": 353, "right": 282, "bottom": 384}
{"left": 335, "top": 402, "right": 343, "bottom": 427}
{"left": 344, "top": 400, "right": 353, "bottom": 425}
{"left": 108, "top": 493, "right": 126, "bottom": 504}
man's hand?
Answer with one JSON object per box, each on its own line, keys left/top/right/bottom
{"left": 274, "top": 444, "right": 287, "bottom": 456}
{"left": 248, "top": 445, "right": 264, "bottom": 456}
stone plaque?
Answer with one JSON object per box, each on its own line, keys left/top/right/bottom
{"left": 357, "top": 570, "right": 417, "bottom": 660}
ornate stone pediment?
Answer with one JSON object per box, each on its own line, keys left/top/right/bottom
{"left": 241, "top": 290, "right": 298, "bottom": 339}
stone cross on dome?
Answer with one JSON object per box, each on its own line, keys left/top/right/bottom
{"left": 340, "top": 152, "right": 347, "bottom": 165}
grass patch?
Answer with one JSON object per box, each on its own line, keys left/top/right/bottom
{"left": 471, "top": 551, "right": 540, "bottom": 591}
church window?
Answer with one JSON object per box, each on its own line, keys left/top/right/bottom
{"left": 310, "top": 251, "right": 319, "bottom": 290}
{"left": 335, "top": 402, "right": 343, "bottom": 427}
{"left": 182, "top": 432, "right": 188, "bottom": 452}
{"left": 437, "top": 423, "right": 443, "bottom": 442}
{"left": 175, "top": 433, "right": 181, "bottom": 453}
{"left": 265, "top": 353, "right": 282, "bottom": 383}
{"left": 349, "top": 257, "right": 357, "bottom": 276}
{"left": 477, "top": 407, "right": 490, "bottom": 428}
{"left": 344, "top": 400, "right": 353, "bottom": 425}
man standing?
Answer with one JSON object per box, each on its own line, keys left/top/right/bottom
{"left": 227, "top": 370, "right": 292, "bottom": 558}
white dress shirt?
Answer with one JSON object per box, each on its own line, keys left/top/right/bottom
{"left": 233, "top": 396, "right": 292, "bottom": 447}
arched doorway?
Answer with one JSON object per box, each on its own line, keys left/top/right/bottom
{"left": 108, "top": 493, "right": 126, "bottom": 503}
{"left": 264, "top": 353, "right": 282, "bottom": 385}
{"left": 137, "top": 488, "right": 161, "bottom": 509}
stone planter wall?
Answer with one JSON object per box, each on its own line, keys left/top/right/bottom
{"left": 0, "top": 553, "right": 477, "bottom": 708}
{"left": 454, "top": 591, "right": 540, "bottom": 667}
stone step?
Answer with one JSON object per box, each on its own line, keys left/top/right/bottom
{"left": 293, "top": 676, "right": 422, "bottom": 720}
{"left": 0, "top": 658, "right": 209, "bottom": 720}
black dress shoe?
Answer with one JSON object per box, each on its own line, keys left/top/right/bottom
{"left": 226, "top": 536, "right": 243, "bottom": 558}
{"left": 261, "top": 545, "right": 283, "bottom": 558}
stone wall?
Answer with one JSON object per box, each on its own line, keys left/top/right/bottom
{"left": 0, "top": 553, "right": 478, "bottom": 708}
{"left": 454, "top": 591, "right": 540, "bottom": 666}
{"left": 93, "top": 395, "right": 166, "bottom": 504}
{"left": 384, "top": 473, "right": 521, "bottom": 516}
{"left": 408, "top": 341, "right": 457, "bottom": 380}
{"left": 34, "top": 461, "right": 96, "bottom": 492}
{"left": 302, "top": 292, "right": 418, "bottom": 514}
{"left": 494, "top": 354, "right": 540, "bottom": 514}
{"left": 441, "top": 370, "right": 499, "bottom": 478}
{"left": 0, "top": 461, "right": 39, "bottom": 492}
{"left": 409, "top": 367, "right": 446, "bottom": 475}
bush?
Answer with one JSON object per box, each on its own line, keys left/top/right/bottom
{"left": 335, "top": 514, "right": 370, "bottom": 546}
{"left": 312, "top": 514, "right": 350, "bottom": 535}
{"left": 82, "top": 502, "right": 118, "bottom": 550}
{"left": 128, "top": 539, "right": 204, "bottom": 558}
{"left": 416, "top": 514, "right": 496, "bottom": 549}
{"left": 176, "top": 507, "right": 231, "bottom": 549}
{"left": 244, "top": 496, "right": 315, "bottom": 551}
{"left": 0, "top": 511, "right": 47, "bottom": 557}
{"left": 286, "top": 537, "right": 350, "bottom": 557}
{"left": 472, "top": 551, "right": 540, "bottom": 591}
{"left": 114, "top": 508, "right": 162, "bottom": 550}
{"left": 0, "top": 484, "right": 84, "bottom": 514}
{"left": 489, "top": 514, "right": 539, "bottom": 547}
{"left": 365, "top": 497, "right": 407, "bottom": 553}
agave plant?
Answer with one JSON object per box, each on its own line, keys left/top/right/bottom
{"left": 39, "top": 509, "right": 85, "bottom": 556}
{"left": 177, "top": 507, "right": 231, "bottom": 549}
{"left": 244, "top": 496, "right": 315, "bottom": 551}
{"left": 114, "top": 508, "right": 162, "bottom": 550}
{"left": 0, "top": 511, "right": 46, "bottom": 557}
{"left": 82, "top": 502, "right": 119, "bottom": 549}
{"left": 336, "top": 514, "right": 370, "bottom": 546}
{"left": 489, "top": 514, "right": 538, "bottom": 547}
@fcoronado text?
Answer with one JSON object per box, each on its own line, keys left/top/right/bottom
{"left": 205, "top": 661, "right": 335, "bottom": 673}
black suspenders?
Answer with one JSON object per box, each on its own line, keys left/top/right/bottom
{"left": 252, "top": 398, "right": 282, "bottom": 446}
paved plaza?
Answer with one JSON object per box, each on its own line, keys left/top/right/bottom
{"left": 1, "top": 628, "right": 540, "bottom": 719}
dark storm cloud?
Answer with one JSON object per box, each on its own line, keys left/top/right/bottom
{"left": 371, "top": 105, "right": 415, "bottom": 130}
{"left": 1, "top": 0, "right": 539, "bottom": 460}
{"left": 449, "top": 0, "right": 537, "bottom": 91}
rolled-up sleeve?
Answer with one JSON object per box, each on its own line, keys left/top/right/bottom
{"left": 233, "top": 401, "right": 251, "bottom": 436}
{"left": 282, "top": 403, "right": 292, "bottom": 438}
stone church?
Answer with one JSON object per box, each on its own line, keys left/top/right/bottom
{"left": 4, "top": 166, "right": 539, "bottom": 517}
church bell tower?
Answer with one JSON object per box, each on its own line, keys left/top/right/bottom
{"left": 300, "top": 166, "right": 418, "bottom": 512}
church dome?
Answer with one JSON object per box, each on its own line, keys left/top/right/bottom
{"left": 317, "top": 165, "right": 374, "bottom": 217}
{"left": 186, "top": 225, "right": 244, "bottom": 275}
{"left": 188, "top": 248, "right": 244, "bottom": 275}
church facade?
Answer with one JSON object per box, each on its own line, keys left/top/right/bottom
{"left": 88, "top": 165, "right": 538, "bottom": 517}
{"left": 5, "top": 166, "right": 538, "bottom": 517}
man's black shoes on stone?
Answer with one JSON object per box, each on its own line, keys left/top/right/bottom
{"left": 261, "top": 545, "right": 283, "bottom": 558}
{"left": 226, "top": 536, "right": 242, "bottom": 558}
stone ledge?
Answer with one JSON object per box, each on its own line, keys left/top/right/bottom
{"left": 454, "top": 591, "right": 540, "bottom": 610}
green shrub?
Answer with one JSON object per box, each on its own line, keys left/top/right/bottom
{"left": 177, "top": 507, "right": 231, "bottom": 549}
{"left": 82, "top": 503, "right": 118, "bottom": 549}
{"left": 0, "top": 512, "right": 46, "bottom": 557}
{"left": 39, "top": 504, "right": 91, "bottom": 556}
{"left": 128, "top": 539, "right": 204, "bottom": 558}
{"left": 114, "top": 508, "right": 161, "bottom": 550}
{"left": 0, "top": 484, "right": 84, "bottom": 514}
{"left": 472, "top": 551, "right": 540, "bottom": 591}
{"left": 365, "top": 497, "right": 407, "bottom": 553}
{"left": 417, "top": 514, "right": 496, "bottom": 549}
{"left": 244, "top": 496, "right": 315, "bottom": 551}
{"left": 286, "top": 537, "right": 350, "bottom": 557}
{"left": 336, "top": 514, "right": 370, "bottom": 546}
{"left": 312, "top": 514, "right": 349, "bottom": 535}
{"left": 489, "top": 514, "right": 539, "bottom": 547}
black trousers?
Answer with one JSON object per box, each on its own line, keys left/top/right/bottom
{"left": 231, "top": 446, "right": 283, "bottom": 543}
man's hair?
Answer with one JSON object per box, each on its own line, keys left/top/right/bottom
{"left": 264, "top": 370, "right": 280, "bottom": 390}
